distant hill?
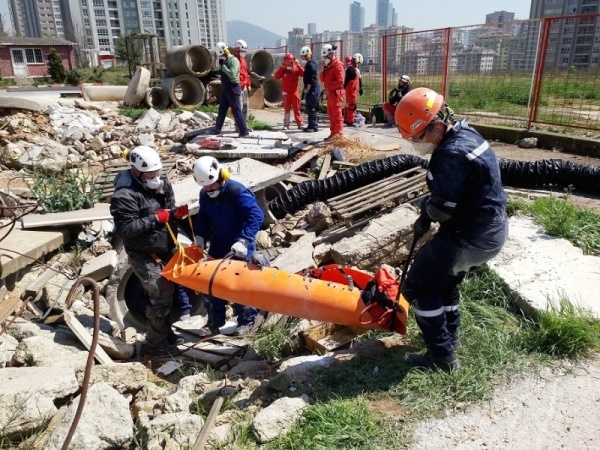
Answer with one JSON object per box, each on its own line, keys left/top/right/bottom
{"left": 226, "top": 20, "right": 285, "bottom": 49}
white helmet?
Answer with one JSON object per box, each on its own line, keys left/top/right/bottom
{"left": 321, "top": 44, "right": 334, "bottom": 58}
{"left": 401, "top": 74, "right": 410, "bottom": 83}
{"left": 127, "top": 146, "right": 162, "bottom": 172}
{"left": 300, "top": 46, "right": 312, "bottom": 57}
{"left": 193, "top": 156, "right": 221, "bottom": 186}
{"left": 234, "top": 39, "right": 248, "bottom": 51}
{"left": 214, "top": 42, "right": 228, "bottom": 56}
{"left": 352, "top": 53, "right": 363, "bottom": 64}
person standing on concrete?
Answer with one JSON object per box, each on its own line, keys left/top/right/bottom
{"left": 343, "top": 54, "right": 361, "bottom": 127}
{"left": 300, "top": 45, "right": 320, "bottom": 132}
{"left": 383, "top": 74, "right": 411, "bottom": 127}
{"left": 192, "top": 156, "right": 264, "bottom": 337}
{"left": 319, "top": 44, "right": 345, "bottom": 140}
{"left": 274, "top": 53, "right": 304, "bottom": 130}
{"left": 110, "top": 146, "right": 190, "bottom": 355}
{"left": 395, "top": 88, "right": 508, "bottom": 371}
{"left": 233, "top": 39, "right": 251, "bottom": 123}
{"left": 208, "top": 42, "right": 250, "bottom": 138}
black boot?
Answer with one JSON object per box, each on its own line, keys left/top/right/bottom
{"left": 407, "top": 351, "right": 461, "bottom": 371}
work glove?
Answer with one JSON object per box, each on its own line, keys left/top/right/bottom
{"left": 231, "top": 239, "right": 249, "bottom": 259}
{"left": 171, "top": 205, "right": 189, "bottom": 220}
{"left": 359, "top": 88, "right": 363, "bottom": 96}
{"left": 413, "top": 215, "right": 432, "bottom": 240}
{"left": 154, "top": 209, "right": 170, "bottom": 223}
{"left": 251, "top": 251, "right": 270, "bottom": 267}
{"left": 194, "top": 235, "right": 205, "bottom": 250}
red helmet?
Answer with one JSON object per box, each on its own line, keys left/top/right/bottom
{"left": 284, "top": 53, "right": 294, "bottom": 63}
{"left": 395, "top": 87, "right": 444, "bottom": 139}
{"left": 344, "top": 55, "right": 352, "bottom": 65}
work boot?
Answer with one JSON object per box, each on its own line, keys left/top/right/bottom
{"left": 303, "top": 127, "right": 317, "bottom": 132}
{"left": 407, "top": 351, "right": 461, "bottom": 372}
{"left": 383, "top": 121, "right": 395, "bottom": 128}
{"left": 167, "top": 332, "right": 185, "bottom": 346}
{"left": 197, "top": 322, "right": 224, "bottom": 337}
{"left": 233, "top": 324, "right": 253, "bottom": 337}
{"left": 205, "top": 127, "right": 221, "bottom": 135}
{"left": 450, "top": 332, "right": 462, "bottom": 350}
{"left": 238, "top": 132, "right": 250, "bottom": 138}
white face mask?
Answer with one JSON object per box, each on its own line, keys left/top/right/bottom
{"left": 323, "top": 57, "right": 331, "bottom": 66}
{"left": 412, "top": 142, "right": 437, "bottom": 156}
{"left": 206, "top": 189, "right": 221, "bottom": 198}
{"left": 144, "top": 176, "right": 162, "bottom": 190}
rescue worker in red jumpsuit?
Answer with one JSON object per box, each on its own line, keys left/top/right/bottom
{"left": 233, "top": 39, "right": 251, "bottom": 124}
{"left": 344, "top": 55, "right": 360, "bottom": 126}
{"left": 274, "top": 53, "right": 304, "bottom": 130}
{"left": 319, "top": 44, "right": 345, "bottom": 140}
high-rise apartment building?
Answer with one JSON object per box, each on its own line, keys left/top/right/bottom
{"left": 376, "top": 0, "right": 395, "bottom": 28}
{"left": 10, "top": 0, "right": 227, "bottom": 65}
{"left": 529, "top": 0, "right": 600, "bottom": 68}
{"left": 349, "top": 1, "right": 364, "bottom": 32}
{"left": 307, "top": 22, "right": 317, "bottom": 35}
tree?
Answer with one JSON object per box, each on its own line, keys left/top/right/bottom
{"left": 47, "top": 48, "right": 67, "bottom": 83}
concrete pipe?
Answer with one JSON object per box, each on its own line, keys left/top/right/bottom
{"left": 206, "top": 79, "right": 223, "bottom": 105}
{"left": 161, "top": 75, "right": 206, "bottom": 108}
{"left": 144, "top": 86, "right": 170, "bottom": 109}
{"left": 81, "top": 85, "right": 128, "bottom": 102}
{"left": 247, "top": 49, "right": 274, "bottom": 88}
{"left": 165, "top": 44, "right": 213, "bottom": 77}
{"left": 263, "top": 76, "right": 283, "bottom": 107}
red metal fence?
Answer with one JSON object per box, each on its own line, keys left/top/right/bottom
{"left": 370, "top": 14, "right": 600, "bottom": 132}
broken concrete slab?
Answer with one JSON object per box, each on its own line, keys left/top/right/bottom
{"left": 20, "top": 203, "right": 112, "bottom": 229}
{"left": 488, "top": 217, "right": 600, "bottom": 319}
{"left": 0, "top": 96, "right": 43, "bottom": 112}
{"left": 185, "top": 142, "right": 288, "bottom": 159}
{"left": 0, "top": 226, "right": 70, "bottom": 280}
{"left": 134, "top": 107, "right": 161, "bottom": 133}
{"left": 252, "top": 395, "right": 309, "bottom": 444}
{"left": 80, "top": 249, "right": 118, "bottom": 281}
{"left": 172, "top": 157, "right": 290, "bottom": 215}
{"left": 12, "top": 335, "right": 88, "bottom": 370}
{"left": 271, "top": 232, "right": 316, "bottom": 273}
{"left": 123, "top": 66, "right": 151, "bottom": 107}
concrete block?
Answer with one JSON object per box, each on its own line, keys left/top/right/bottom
{"left": 271, "top": 232, "right": 316, "bottom": 273}
{"left": 80, "top": 250, "right": 118, "bottom": 281}
{"left": 123, "top": 67, "right": 151, "bottom": 106}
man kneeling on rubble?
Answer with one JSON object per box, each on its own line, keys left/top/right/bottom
{"left": 110, "top": 145, "right": 190, "bottom": 356}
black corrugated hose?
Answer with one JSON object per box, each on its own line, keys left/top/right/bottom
{"left": 268, "top": 155, "right": 600, "bottom": 218}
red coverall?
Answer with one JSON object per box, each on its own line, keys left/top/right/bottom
{"left": 344, "top": 65, "right": 359, "bottom": 125}
{"left": 274, "top": 63, "right": 304, "bottom": 128}
{"left": 320, "top": 57, "right": 345, "bottom": 137}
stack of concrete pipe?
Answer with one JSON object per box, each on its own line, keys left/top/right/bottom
{"left": 244, "top": 49, "right": 285, "bottom": 107}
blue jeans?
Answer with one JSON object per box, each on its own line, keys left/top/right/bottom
{"left": 401, "top": 217, "right": 508, "bottom": 356}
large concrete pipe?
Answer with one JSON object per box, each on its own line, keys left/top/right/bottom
{"left": 247, "top": 49, "right": 274, "bottom": 88}
{"left": 161, "top": 75, "right": 206, "bottom": 108}
{"left": 144, "top": 86, "right": 170, "bottom": 109}
{"left": 81, "top": 85, "right": 128, "bottom": 102}
{"left": 165, "top": 45, "right": 213, "bottom": 77}
{"left": 205, "top": 79, "right": 222, "bottom": 105}
{"left": 263, "top": 77, "right": 282, "bottom": 107}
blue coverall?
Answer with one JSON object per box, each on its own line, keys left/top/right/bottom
{"left": 303, "top": 58, "right": 321, "bottom": 131}
{"left": 401, "top": 119, "right": 508, "bottom": 357}
{"left": 194, "top": 179, "right": 264, "bottom": 327}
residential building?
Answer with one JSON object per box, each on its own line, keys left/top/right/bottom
{"left": 529, "top": 0, "right": 600, "bottom": 69}
{"left": 486, "top": 10, "right": 516, "bottom": 28}
{"left": 349, "top": 1, "right": 364, "bottom": 32}
{"left": 10, "top": 0, "right": 66, "bottom": 38}
{"left": 307, "top": 22, "right": 317, "bottom": 35}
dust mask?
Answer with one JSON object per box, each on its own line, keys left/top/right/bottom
{"left": 206, "top": 189, "right": 221, "bottom": 198}
{"left": 412, "top": 142, "right": 437, "bottom": 156}
{"left": 323, "top": 57, "right": 331, "bottom": 66}
{"left": 144, "top": 176, "right": 162, "bottom": 190}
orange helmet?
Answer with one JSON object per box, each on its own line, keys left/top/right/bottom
{"left": 395, "top": 87, "right": 444, "bottom": 139}
{"left": 284, "top": 53, "right": 294, "bottom": 64}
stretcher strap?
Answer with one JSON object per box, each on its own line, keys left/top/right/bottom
{"left": 165, "top": 221, "right": 196, "bottom": 278}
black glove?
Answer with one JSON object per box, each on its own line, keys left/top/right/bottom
{"left": 218, "top": 57, "right": 225, "bottom": 66}
{"left": 359, "top": 88, "right": 363, "bottom": 96}
{"left": 413, "top": 215, "right": 432, "bottom": 240}
{"left": 301, "top": 89, "right": 306, "bottom": 101}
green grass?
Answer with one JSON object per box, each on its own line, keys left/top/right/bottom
{"left": 250, "top": 319, "right": 299, "bottom": 361}
{"left": 508, "top": 195, "right": 600, "bottom": 256}
{"left": 119, "top": 107, "right": 146, "bottom": 121}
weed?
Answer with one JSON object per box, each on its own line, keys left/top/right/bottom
{"left": 119, "top": 107, "right": 146, "bottom": 121}
{"left": 24, "top": 165, "right": 100, "bottom": 214}
{"left": 251, "top": 320, "right": 299, "bottom": 361}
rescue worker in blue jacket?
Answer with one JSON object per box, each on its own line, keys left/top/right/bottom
{"left": 110, "top": 146, "right": 189, "bottom": 355}
{"left": 208, "top": 42, "right": 250, "bottom": 138}
{"left": 395, "top": 88, "right": 508, "bottom": 371}
{"left": 192, "top": 156, "right": 264, "bottom": 336}
{"left": 300, "top": 45, "right": 321, "bottom": 132}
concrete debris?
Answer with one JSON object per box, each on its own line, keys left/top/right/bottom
{"left": 252, "top": 395, "right": 310, "bottom": 443}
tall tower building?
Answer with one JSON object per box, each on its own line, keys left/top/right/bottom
{"left": 349, "top": 1, "right": 364, "bottom": 32}
{"left": 376, "top": 0, "right": 395, "bottom": 28}
{"left": 10, "top": 0, "right": 65, "bottom": 38}
{"left": 307, "top": 22, "right": 317, "bottom": 35}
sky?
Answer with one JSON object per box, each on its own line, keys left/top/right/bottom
{"left": 0, "top": 0, "right": 532, "bottom": 36}
{"left": 224, "top": 0, "right": 532, "bottom": 37}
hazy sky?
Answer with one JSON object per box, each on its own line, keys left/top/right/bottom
{"left": 0, "top": 0, "right": 532, "bottom": 36}
{"left": 224, "top": 0, "right": 533, "bottom": 37}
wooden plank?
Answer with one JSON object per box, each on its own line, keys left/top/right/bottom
{"left": 176, "top": 345, "right": 229, "bottom": 368}
{"left": 338, "top": 182, "right": 427, "bottom": 219}
{"left": 318, "top": 153, "right": 332, "bottom": 180}
{"left": 63, "top": 311, "right": 113, "bottom": 365}
{"left": 21, "top": 203, "right": 113, "bottom": 229}
{"left": 331, "top": 160, "right": 358, "bottom": 169}
{"left": 181, "top": 341, "right": 241, "bottom": 357}
{"left": 192, "top": 396, "right": 224, "bottom": 450}
{"left": 0, "top": 294, "right": 20, "bottom": 325}
{"left": 287, "top": 173, "right": 313, "bottom": 184}
{"left": 24, "top": 254, "right": 71, "bottom": 298}
{"left": 289, "top": 150, "right": 318, "bottom": 173}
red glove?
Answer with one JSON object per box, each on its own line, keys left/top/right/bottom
{"left": 155, "top": 209, "right": 170, "bottom": 223}
{"left": 172, "top": 205, "right": 189, "bottom": 219}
